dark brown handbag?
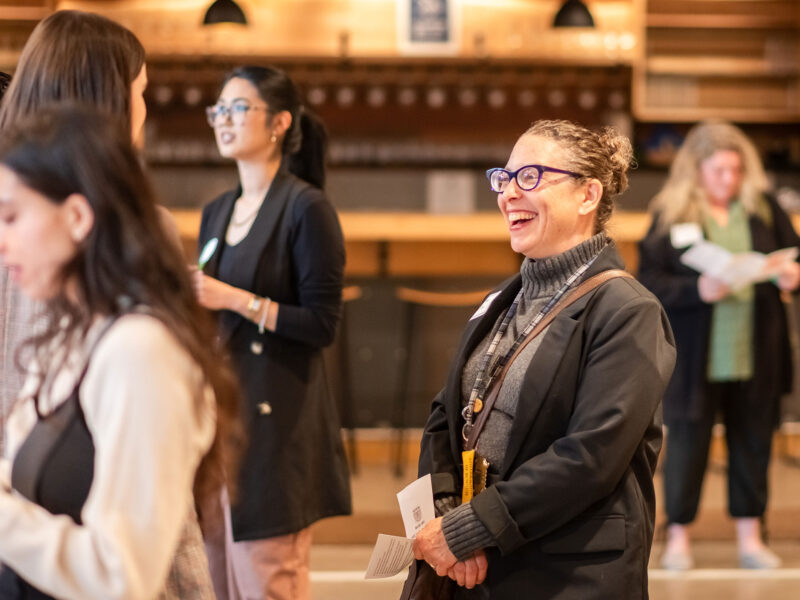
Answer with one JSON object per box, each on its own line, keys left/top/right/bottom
{"left": 399, "top": 559, "right": 456, "bottom": 600}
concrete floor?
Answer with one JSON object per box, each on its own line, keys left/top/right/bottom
{"left": 309, "top": 541, "right": 800, "bottom": 599}
{"left": 306, "top": 429, "right": 800, "bottom": 599}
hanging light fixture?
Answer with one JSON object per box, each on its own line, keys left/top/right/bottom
{"left": 203, "top": 0, "right": 247, "bottom": 26}
{"left": 553, "top": 0, "right": 595, "bottom": 28}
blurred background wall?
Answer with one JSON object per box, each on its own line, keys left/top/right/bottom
{"left": 2, "top": 0, "right": 800, "bottom": 427}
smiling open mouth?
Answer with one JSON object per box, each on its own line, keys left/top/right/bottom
{"left": 508, "top": 211, "right": 536, "bottom": 226}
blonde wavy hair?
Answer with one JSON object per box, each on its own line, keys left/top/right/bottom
{"left": 650, "top": 120, "right": 770, "bottom": 230}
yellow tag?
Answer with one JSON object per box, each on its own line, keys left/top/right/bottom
{"left": 462, "top": 450, "right": 475, "bottom": 503}
{"left": 474, "top": 397, "right": 483, "bottom": 413}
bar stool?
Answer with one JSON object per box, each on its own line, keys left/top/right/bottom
{"left": 332, "top": 285, "right": 363, "bottom": 475}
{"left": 391, "top": 286, "right": 490, "bottom": 477}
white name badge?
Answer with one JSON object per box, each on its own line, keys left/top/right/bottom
{"left": 470, "top": 291, "right": 500, "bottom": 321}
{"left": 670, "top": 223, "right": 704, "bottom": 249}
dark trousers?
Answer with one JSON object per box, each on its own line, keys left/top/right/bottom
{"left": 664, "top": 380, "right": 777, "bottom": 524}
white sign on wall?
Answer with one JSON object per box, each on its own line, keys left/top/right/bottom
{"left": 397, "top": 0, "right": 461, "bottom": 55}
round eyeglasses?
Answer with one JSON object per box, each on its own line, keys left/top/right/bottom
{"left": 486, "top": 164, "right": 583, "bottom": 193}
{"left": 206, "top": 100, "right": 268, "bottom": 127}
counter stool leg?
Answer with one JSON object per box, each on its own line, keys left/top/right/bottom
{"left": 338, "top": 312, "right": 359, "bottom": 476}
{"left": 391, "top": 301, "right": 415, "bottom": 477}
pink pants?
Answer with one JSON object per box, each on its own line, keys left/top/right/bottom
{"left": 204, "top": 489, "right": 311, "bottom": 600}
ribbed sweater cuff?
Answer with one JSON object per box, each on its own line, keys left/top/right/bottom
{"left": 441, "top": 502, "right": 494, "bottom": 560}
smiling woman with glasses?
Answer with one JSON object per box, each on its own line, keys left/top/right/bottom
{"left": 486, "top": 164, "right": 583, "bottom": 193}
{"left": 404, "top": 120, "right": 676, "bottom": 599}
{"left": 194, "top": 65, "right": 349, "bottom": 600}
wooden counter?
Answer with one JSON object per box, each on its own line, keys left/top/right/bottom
{"left": 170, "top": 210, "right": 661, "bottom": 277}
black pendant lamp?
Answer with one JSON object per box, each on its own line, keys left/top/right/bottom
{"left": 203, "top": 0, "right": 248, "bottom": 25}
{"left": 553, "top": 0, "right": 595, "bottom": 28}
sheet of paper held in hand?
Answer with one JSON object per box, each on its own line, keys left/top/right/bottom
{"left": 364, "top": 474, "right": 435, "bottom": 579}
{"left": 680, "top": 241, "right": 799, "bottom": 290}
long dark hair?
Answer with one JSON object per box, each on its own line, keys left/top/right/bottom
{"left": 0, "top": 105, "right": 243, "bottom": 510}
{"left": 0, "top": 10, "right": 145, "bottom": 138}
{"left": 224, "top": 65, "right": 328, "bottom": 188}
{"left": 0, "top": 71, "right": 10, "bottom": 100}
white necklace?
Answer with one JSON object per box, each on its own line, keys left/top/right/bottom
{"left": 231, "top": 198, "right": 263, "bottom": 227}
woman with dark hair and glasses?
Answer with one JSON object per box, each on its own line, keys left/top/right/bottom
{"left": 0, "top": 105, "right": 241, "bottom": 600}
{"left": 194, "top": 65, "right": 350, "bottom": 600}
{"left": 405, "top": 120, "right": 675, "bottom": 599}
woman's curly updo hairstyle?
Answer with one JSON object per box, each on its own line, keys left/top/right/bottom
{"left": 525, "top": 120, "right": 634, "bottom": 234}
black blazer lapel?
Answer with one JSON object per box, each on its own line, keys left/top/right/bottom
{"left": 443, "top": 277, "right": 521, "bottom": 460}
{"left": 231, "top": 170, "right": 296, "bottom": 293}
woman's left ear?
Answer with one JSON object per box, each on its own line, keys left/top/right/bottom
{"left": 578, "top": 179, "right": 603, "bottom": 216}
{"left": 63, "top": 193, "right": 94, "bottom": 243}
{"left": 273, "top": 110, "right": 292, "bottom": 137}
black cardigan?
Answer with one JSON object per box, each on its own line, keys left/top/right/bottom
{"left": 199, "top": 169, "right": 351, "bottom": 540}
{"left": 419, "top": 244, "right": 676, "bottom": 599}
{"left": 638, "top": 194, "right": 800, "bottom": 424}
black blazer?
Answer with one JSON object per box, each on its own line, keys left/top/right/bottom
{"left": 638, "top": 195, "right": 799, "bottom": 424}
{"left": 418, "top": 244, "right": 676, "bottom": 599}
{"left": 199, "top": 169, "right": 351, "bottom": 540}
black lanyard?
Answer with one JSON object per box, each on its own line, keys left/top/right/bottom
{"left": 461, "top": 255, "right": 598, "bottom": 442}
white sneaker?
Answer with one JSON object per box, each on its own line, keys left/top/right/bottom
{"left": 739, "top": 547, "right": 782, "bottom": 569}
{"left": 661, "top": 547, "right": 694, "bottom": 571}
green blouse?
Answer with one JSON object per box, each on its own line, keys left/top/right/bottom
{"left": 705, "top": 201, "right": 754, "bottom": 381}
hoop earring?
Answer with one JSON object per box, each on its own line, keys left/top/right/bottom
{"left": 270, "top": 133, "right": 277, "bottom": 143}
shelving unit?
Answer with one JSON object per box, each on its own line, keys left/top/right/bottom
{"left": 0, "top": 1, "right": 52, "bottom": 70}
{"left": 633, "top": 0, "right": 800, "bottom": 122}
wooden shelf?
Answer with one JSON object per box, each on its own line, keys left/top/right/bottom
{"left": 647, "top": 56, "right": 798, "bottom": 77}
{"left": 634, "top": 106, "right": 800, "bottom": 124}
{"left": 634, "top": 0, "right": 800, "bottom": 122}
{"left": 647, "top": 14, "right": 797, "bottom": 29}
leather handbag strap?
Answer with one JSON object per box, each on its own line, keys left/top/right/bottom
{"left": 464, "top": 269, "right": 633, "bottom": 450}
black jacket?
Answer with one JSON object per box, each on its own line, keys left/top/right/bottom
{"left": 419, "top": 244, "right": 676, "bottom": 599}
{"left": 638, "top": 195, "right": 799, "bottom": 424}
{"left": 199, "top": 169, "right": 351, "bottom": 540}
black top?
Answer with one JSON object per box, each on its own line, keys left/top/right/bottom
{"left": 0, "top": 320, "right": 118, "bottom": 599}
{"left": 216, "top": 234, "right": 250, "bottom": 332}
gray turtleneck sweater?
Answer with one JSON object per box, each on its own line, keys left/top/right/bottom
{"left": 441, "top": 233, "right": 608, "bottom": 560}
